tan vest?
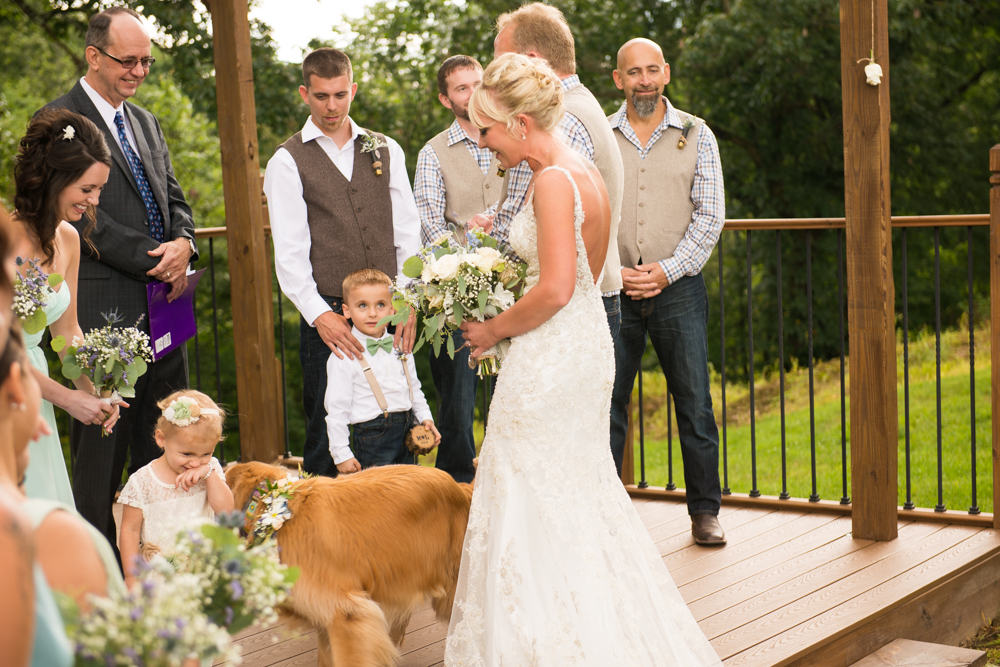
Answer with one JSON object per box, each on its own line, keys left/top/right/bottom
{"left": 613, "top": 108, "right": 703, "bottom": 268}
{"left": 427, "top": 129, "right": 503, "bottom": 225}
{"left": 280, "top": 130, "right": 396, "bottom": 298}
{"left": 563, "top": 84, "right": 624, "bottom": 293}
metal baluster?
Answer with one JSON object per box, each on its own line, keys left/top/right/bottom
{"left": 807, "top": 230, "right": 819, "bottom": 502}
{"left": 838, "top": 230, "right": 850, "bottom": 504}
{"left": 968, "top": 226, "right": 980, "bottom": 514}
{"left": 638, "top": 363, "right": 647, "bottom": 489}
{"left": 934, "top": 227, "right": 945, "bottom": 512}
{"left": 193, "top": 283, "right": 201, "bottom": 392}
{"left": 777, "top": 231, "right": 789, "bottom": 500}
{"left": 277, "top": 285, "right": 290, "bottom": 458}
{"left": 666, "top": 380, "right": 675, "bottom": 490}
{"left": 902, "top": 228, "right": 914, "bottom": 510}
{"left": 747, "top": 231, "right": 759, "bottom": 497}
{"left": 209, "top": 237, "right": 226, "bottom": 465}
{"left": 719, "top": 246, "right": 729, "bottom": 495}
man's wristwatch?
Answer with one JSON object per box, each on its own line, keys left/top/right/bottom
{"left": 186, "top": 237, "right": 197, "bottom": 256}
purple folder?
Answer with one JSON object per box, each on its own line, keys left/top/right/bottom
{"left": 146, "top": 269, "right": 205, "bottom": 361}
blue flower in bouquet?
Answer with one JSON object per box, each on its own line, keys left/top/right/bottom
{"left": 12, "top": 257, "right": 63, "bottom": 334}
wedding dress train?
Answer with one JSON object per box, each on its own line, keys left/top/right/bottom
{"left": 445, "top": 166, "right": 723, "bottom": 666}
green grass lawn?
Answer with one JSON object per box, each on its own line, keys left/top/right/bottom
{"left": 632, "top": 326, "right": 994, "bottom": 513}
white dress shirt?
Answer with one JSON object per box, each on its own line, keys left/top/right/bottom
{"left": 324, "top": 327, "right": 434, "bottom": 464}
{"left": 79, "top": 76, "right": 139, "bottom": 155}
{"left": 263, "top": 117, "right": 422, "bottom": 326}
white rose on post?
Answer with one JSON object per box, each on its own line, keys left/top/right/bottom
{"left": 858, "top": 51, "right": 882, "bottom": 86}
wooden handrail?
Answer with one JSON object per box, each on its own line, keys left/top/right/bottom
{"left": 194, "top": 225, "right": 271, "bottom": 239}
{"left": 723, "top": 213, "right": 988, "bottom": 231}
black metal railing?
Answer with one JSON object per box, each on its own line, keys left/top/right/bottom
{"left": 628, "top": 214, "right": 991, "bottom": 517}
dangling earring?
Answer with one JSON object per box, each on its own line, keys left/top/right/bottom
{"left": 10, "top": 402, "right": 25, "bottom": 411}
{"left": 522, "top": 133, "right": 527, "bottom": 140}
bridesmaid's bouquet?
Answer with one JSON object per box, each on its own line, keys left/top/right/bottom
{"left": 11, "top": 256, "right": 63, "bottom": 334}
{"left": 52, "top": 309, "right": 153, "bottom": 407}
{"left": 385, "top": 226, "right": 526, "bottom": 376}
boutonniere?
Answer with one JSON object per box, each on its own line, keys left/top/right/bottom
{"left": 677, "top": 118, "right": 696, "bottom": 150}
{"left": 361, "top": 131, "right": 388, "bottom": 176}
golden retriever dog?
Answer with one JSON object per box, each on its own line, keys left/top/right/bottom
{"left": 226, "top": 462, "right": 473, "bottom": 667}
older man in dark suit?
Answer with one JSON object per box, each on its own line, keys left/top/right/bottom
{"left": 47, "top": 6, "right": 197, "bottom": 559}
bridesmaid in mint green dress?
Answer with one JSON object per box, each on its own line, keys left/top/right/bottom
{"left": 12, "top": 108, "right": 123, "bottom": 504}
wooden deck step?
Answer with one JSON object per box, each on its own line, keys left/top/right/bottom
{"left": 847, "top": 638, "right": 986, "bottom": 667}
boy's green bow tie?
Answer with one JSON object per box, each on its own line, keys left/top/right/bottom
{"left": 366, "top": 337, "right": 394, "bottom": 355}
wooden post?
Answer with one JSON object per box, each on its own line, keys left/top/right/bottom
{"left": 840, "top": 0, "right": 898, "bottom": 540}
{"left": 208, "top": 0, "right": 283, "bottom": 462}
{"left": 990, "top": 145, "right": 1000, "bottom": 529}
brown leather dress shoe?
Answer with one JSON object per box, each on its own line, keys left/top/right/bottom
{"left": 691, "top": 514, "right": 726, "bottom": 546}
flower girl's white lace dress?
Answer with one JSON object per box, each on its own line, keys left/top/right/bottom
{"left": 445, "top": 166, "right": 723, "bottom": 666}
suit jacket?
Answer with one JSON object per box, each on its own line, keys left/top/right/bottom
{"left": 47, "top": 80, "right": 197, "bottom": 334}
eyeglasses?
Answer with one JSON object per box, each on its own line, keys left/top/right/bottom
{"left": 97, "top": 48, "right": 155, "bottom": 70}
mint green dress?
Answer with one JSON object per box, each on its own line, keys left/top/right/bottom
{"left": 23, "top": 285, "right": 75, "bottom": 506}
{"left": 31, "top": 563, "right": 72, "bottom": 667}
{"left": 24, "top": 498, "right": 125, "bottom": 597}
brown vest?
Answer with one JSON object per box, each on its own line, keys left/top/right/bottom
{"left": 612, "top": 108, "right": 703, "bottom": 268}
{"left": 280, "top": 130, "right": 396, "bottom": 298}
{"left": 427, "top": 129, "right": 503, "bottom": 225}
{"left": 563, "top": 84, "right": 624, "bottom": 293}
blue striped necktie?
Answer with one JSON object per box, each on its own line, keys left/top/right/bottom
{"left": 114, "top": 111, "right": 165, "bottom": 242}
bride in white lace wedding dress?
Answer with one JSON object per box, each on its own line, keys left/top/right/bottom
{"left": 447, "top": 54, "right": 722, "bottom": 667}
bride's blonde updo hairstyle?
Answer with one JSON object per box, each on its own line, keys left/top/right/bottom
{"left": 468, "top": 53, "right": 564, "bottom": 137}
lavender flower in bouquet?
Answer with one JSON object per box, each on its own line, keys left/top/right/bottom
{"left": 12, "top": 257, "right": 63, "bottom": 334}
{"left": 57, "top": 571, "right": 239, "bottom": 667}
{"left": 383, "top": 226, "right": 526, "bottom": 376}
{"left": 52, "top": 309, "right": 153, "bottom": 406}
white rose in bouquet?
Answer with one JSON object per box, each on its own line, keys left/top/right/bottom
{"left": 489, "top": 282, "right": 516, "bottom": 311}
{"left": 429, "top": 253, "right": 461, "bottom": 281}
{"left": 472, "top": 247, "right": 504, "bottom": 272}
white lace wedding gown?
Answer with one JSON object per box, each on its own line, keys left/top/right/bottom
{"left": 445, "top": 166, "right": 723, "bottom": 666}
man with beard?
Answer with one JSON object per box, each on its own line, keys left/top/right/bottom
{"left": 608, "top": 38, "right": 727, "bottom": 546}
{"left": 413, "top": 55, "right": 503, "bottom": 483}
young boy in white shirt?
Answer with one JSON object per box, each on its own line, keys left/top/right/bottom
{"left": 325, "top": 269, "right": 441, "bottom": 474}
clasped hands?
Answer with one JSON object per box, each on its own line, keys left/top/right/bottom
{"left": 622, "top": 262, "right": 669, "bottom": 300}
{"left": 147, "top": 237, "right": 194, "bottom": 302}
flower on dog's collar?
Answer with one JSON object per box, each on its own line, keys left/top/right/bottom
{"left": 244, "top": 476, "right": 300, "bottom": 547}
{"left": 163, "top": 396, "right": 220, "bottom": 427}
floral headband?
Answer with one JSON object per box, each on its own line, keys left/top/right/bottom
{"left": 162, "top": 396, "right": 220, "bottom": 427}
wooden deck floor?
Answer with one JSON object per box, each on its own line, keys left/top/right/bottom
{"left": 222, "top": 495, "right": 1000, "bottom": 667}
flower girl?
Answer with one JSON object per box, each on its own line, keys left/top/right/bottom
{"left": 118, "top": 390, "right": 235, "bottom": 588}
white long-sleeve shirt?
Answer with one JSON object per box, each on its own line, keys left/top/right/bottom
{"left": 263, "top": 117, "right": 421, "bottom": 326}
{"left": 324, "top": 327, "right": 434, "bottom": 464}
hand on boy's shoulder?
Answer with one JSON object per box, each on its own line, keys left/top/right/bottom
{"left": 315, "top": 311, "right": 365, "bottom": 360}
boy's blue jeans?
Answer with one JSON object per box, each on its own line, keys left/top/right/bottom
{"left": 351, "top": 410, "right": 417, "bottom": 469}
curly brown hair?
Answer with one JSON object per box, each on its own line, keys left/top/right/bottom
{"left": 14, "top": 108, "right": 111, "bottom": 263}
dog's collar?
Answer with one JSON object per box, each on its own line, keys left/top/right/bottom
{"left": 243, "top": 475, "right": 299, "bottom": 548}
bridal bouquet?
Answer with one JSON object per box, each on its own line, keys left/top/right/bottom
{"left": 11, "top": 257, "right": 63, "bottom": 334}
{"left": 53, "top": 309, "right": 153, "bottom": 407}
{"left": 384, "top": 226, "right": 526, "bottom": 376}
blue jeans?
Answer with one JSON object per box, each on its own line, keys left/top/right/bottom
{"left": 429, "top": 330, "right": 481, "bottom": 483}
{"left": 603, "top": 294, "right": 621, "bottom": 341}
{"left": 299, "top": 296, "right": 343, "bottom": 478}
{"left": 352, "top": 411, "right": 416, "bottom": 469}
{"left": 610, "top": 273, "right": 721, "bottom": 515}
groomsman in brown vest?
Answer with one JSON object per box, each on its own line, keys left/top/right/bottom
{"left": 264, "top": 48, "right": 421, "bottom": 477}
{"left": 413, "top": 55, "right": 503, "bottom": 483}
{"left": 609, "top": 38, "right": 728, "bottom": 545}
{"left": 492, "top": 2, "right": 625, "bottom": 336}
